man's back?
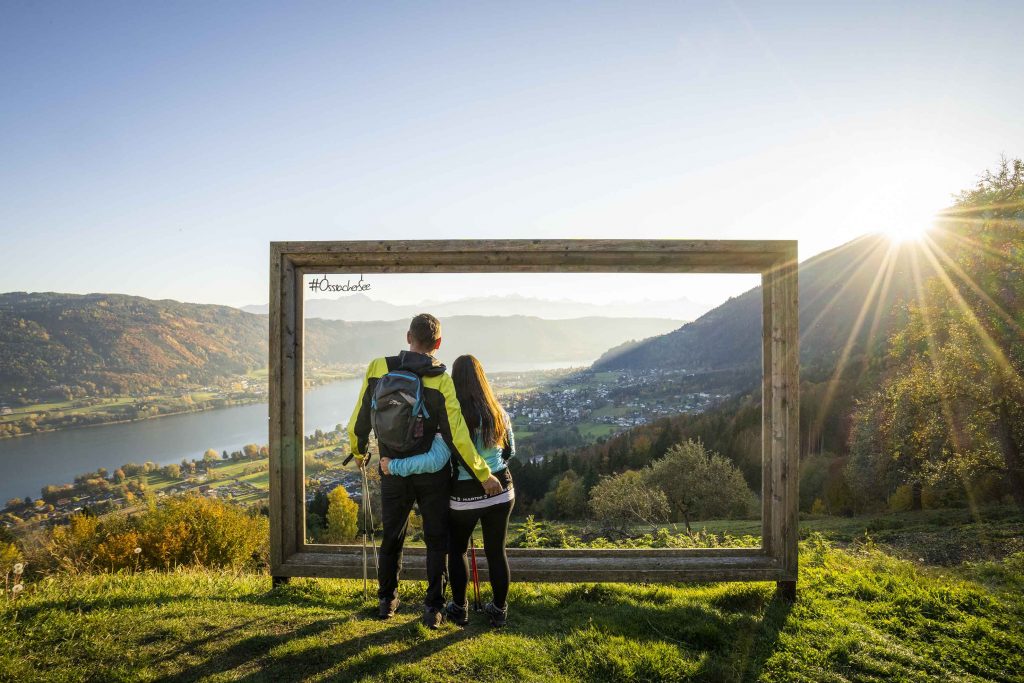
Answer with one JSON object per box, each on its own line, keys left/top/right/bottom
{"left": 347, "top": 350, "right": 492, "bottom": 482}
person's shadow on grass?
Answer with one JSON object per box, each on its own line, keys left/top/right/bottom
{"left": 151, "top": 583, "right": 794, "bottom": 682}
{"left": 151, "top": 598, "right": 479, "bottom": 683}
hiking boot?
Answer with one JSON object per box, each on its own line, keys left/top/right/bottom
{"left": 378, "top": 597, "right": 400, "bottom": 619}
{"left": 444, "top": 600, "right": 470, "bottom": 627}
{"left": 483, "top": 601, "right": 507, "bottom": 628}
{"left": 422, "top": 606, "right": 445, "bottom": 629}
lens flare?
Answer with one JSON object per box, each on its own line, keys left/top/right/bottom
{"left": 884, "top": 222, "right": 929, "bottom": 243}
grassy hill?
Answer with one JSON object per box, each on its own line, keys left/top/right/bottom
{"left": 2, "top": 538, "right": 1021, "bottom": 682}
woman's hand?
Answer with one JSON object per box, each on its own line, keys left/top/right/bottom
{"left": 482, "top": 474, "right": 502, "bottom": 495}
{"left": 380, "top": 457, "right": 391, "bottom": 475}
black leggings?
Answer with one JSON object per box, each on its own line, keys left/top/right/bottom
{"left": 448, "top": 499, "right": 514, "bottom": 609}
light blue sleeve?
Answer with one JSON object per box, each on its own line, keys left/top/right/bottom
{"left": 500, "top": 411, "right": 516, "bottom": 462}
{"left": 387, "top": 434, "right": 451, "bottom": 476}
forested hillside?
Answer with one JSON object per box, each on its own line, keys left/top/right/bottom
{"left": 594, "top": 232, "right": 930, "bottom": 380}
{"left": 0, "top": 293, "right": 267, "bottom": 401}
{"left": 0, "top": 293, "right": 680, "bottom": 402}
{"left": 520, "top": 159, "right": 1024, "bottom": 522}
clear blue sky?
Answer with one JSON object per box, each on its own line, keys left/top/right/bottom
{"left": 2, "top": 1, "right": 1021, "bottom": 308}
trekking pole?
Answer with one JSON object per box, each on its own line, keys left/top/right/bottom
{"left": 470, "top": 536, "right": 482, "bottom": 611}
{"left": 361, "top": 479, "right": 368, "bottom": 600}
{"left": 362, "top": 463, "right": 378, "bottom": 573}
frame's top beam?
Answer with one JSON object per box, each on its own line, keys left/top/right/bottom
{"left": 272, "top": 238, "right": 797, "bottom": 255}
{"left": 271, "top": 239, "right": 798, "bottom": 274}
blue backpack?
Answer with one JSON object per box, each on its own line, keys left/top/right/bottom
{"left": 370, "top": 370, "right": 431, "bottom": 452}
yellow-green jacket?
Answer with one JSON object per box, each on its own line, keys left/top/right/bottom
{"left": 347, "top": 350, "right": 492, "bottom": 482}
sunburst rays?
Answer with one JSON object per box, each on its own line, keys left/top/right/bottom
{"left": 803, "top": 236, "right": 904, "bottom": 447}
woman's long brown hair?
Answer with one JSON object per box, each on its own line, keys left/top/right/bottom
{"left": 451, "top": 354, "right": 507, "bottom": 449}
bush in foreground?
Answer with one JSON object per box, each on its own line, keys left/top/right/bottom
{"left": 37, "top": 495, "right": 268, "bottom": 574}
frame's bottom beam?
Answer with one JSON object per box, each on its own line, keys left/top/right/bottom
{"left": 274, "top": 550, "right": 786, "bottom": 583}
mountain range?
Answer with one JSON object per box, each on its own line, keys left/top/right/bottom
{"left": 0, "top": 292, "right": 682, "bottom": 401}
{"left": 238, "top": 293, "right": 710, "bottom": 321}
{"left": 2, "top": 233, "right": 938, "bottom": 403}
{"left": 594, "top": 234, "right": 934, "bottom": 379}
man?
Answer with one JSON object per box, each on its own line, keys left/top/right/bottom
{"left": 347, "top": 313, "right": 502, "bottom": 627}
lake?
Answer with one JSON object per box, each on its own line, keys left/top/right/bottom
{"left": 0, "top": 379, "right": 361, "bottom": 503}
{"left": 0, "top": 360, "right": 592, "bottom": 502}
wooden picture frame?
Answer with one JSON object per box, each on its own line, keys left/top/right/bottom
{"left": 269, "top": 240, "right": 799, "bottom": 597}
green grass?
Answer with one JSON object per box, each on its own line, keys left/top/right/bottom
{"left": 235, "top": 470, "right": 270, "bottom": 490}
{"left": 0, "top": 397, "right": 135, "bottom": 424}
{"left": 528, "top": 506, "right": 1024, "bottom": 562}
{"left": 2, "top": 541, "right": 1021, "bottom": 682}
{"left": 576, "top": 422, "right": 617, "bottom": 439}
{"left": 589, "top": 404, "right": 635, "bottom": 419}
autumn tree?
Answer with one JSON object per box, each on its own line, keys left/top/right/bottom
{"left": 848, "top": 158, "right": 1024, "bottom": 510}
{"left": 325, "top": 486, "right": 359, "bottom": 543}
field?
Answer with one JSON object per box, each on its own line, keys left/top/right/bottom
{"left": 2, "top": 539, "right": 1021, "bottom": 682}
{"left": 3, "top": 508, "right": 1023, "bottom": 682}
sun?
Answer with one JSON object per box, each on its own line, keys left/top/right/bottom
{"left": 876, "top": 193, "right": 939, "bottom": 244}
{"left": 883, "top": 222, "right": 929, "bottom": 243}
{"left": 848, "top": 161, "right": 950, "bottom": 245}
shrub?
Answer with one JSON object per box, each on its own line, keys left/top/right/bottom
{"left": 646, "top": 440, "right": 758, "bottom": 529}
{"left": 0, "top": 542, "right": 20, "bottom": 575}
{"left": 589, "top": 471, "right": 670, "bottom": 531}
{"left": 45, "top": 513, "right": 100, "bottom": 573}
{"left": 40, "top": 496, "right": 268, "bottom": 573}
{"left": 888, "top": 483, "right": 915, "bottom": 512}
{"left": 139, "top": 496, "right": 268, "bottom": 569}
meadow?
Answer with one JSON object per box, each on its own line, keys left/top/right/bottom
{"left": 2, "top": 508, "right": 1021, "bottom": 682}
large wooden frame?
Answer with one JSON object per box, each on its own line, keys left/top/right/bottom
{"left": 269, "top": 240, "right": 799, "bottom": 595}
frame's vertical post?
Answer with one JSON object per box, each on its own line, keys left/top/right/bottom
{"left": 269, "top": 245, "right": 285, "bottom": 576}
{"left": 269, "top": 245, "right": 302, "bottom": 579}
{"left": 769, "top": 249, "right": 800, "bottom": 598}
{"left": 292, "top": 266, "right": 306, "bottom": 551}
{"left": 761, "top": 268, "right": 775, "bottom": 558}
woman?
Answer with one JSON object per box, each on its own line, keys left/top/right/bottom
{"left": 379, "top": 354, "right": 515, "bottom": 627}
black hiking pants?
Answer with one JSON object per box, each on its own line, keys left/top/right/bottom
{"left": 377, "top": 466, "right": 451, "bottom": 610}
{"left": 448, "top": 497, "right": 515, "bottom": 609}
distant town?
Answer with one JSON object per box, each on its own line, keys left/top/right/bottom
{"left": 502, "top": 367, "right": 724, "bottom": 432}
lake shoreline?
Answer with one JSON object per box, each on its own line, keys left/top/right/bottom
{"left": 0, "top": 377, "right": 367, "bottom": 503}
{"left": 0, "top": 396, "right": 269, "bottom": 441}
{"left": 0, "top": 364, "right": 591, "bottom": 502}
{"left": 0, "top": 374, "right": 363, "bottom": 441}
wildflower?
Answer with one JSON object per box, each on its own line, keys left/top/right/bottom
{"left": 11, "top": 584, "right": 23, "bottom": 595}
{"left": 134, "top": 547, "right": 142, "bottom": 555}
{"left": 13, "top": 563, "right": 23, "bottom": 575}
